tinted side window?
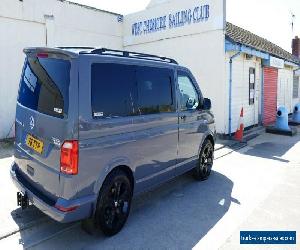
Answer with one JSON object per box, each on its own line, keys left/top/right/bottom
{"left": 91, "top": 63, "right": 136, "bottom": 118}
{"left": 136, "top": 66, "right": 174, "bottom": 115}
{"left": 178, "top": 73, "right": 199, "bottom": 111}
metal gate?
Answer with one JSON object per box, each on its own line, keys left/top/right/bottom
{"left": 263, "top": 67, "right": 278, "bottom": 125}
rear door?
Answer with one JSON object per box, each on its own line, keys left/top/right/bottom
{"left": 14, "top": 51, "right": 77, "bottom": 199}
{"left": 176, "top": 70, "right": 205, "bottom": 175}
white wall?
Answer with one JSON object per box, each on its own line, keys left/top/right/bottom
{"left": 44, "top": 1, "right": 123, "bottom": 48}
{"left": 277, "top": 67, "right": 294, "bottom": 113}
{"left": 0, "top": 0, "right": 123, "bottom": 139}
{"left": 123, "top": 0, "right": 227, "bottom": 133}
{"left": 225, "top": 53, "right": 262, "bottom": 134}
{"left": 0, "top": 17, "right": 46, "bottom": 139}
{"left": 292, "top": 76, "right": 300, "bottom": 109}
{"left": 125, "top": 32, "right": 227, "bottom": 133}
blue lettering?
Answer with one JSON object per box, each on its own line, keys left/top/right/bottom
{"left": 193, "top": 7, "right": 199, "bottom": 22}
{"left": 205, "top": 5, "right": 210, "bottom": 20}
{"left": 163, "top": 16, "right": 166, "bottom": 29}
{"left": 149, "top": 19, "right": 154, "bottom": 32}
{"left": 187, "top": 9, "right": 192, "bottom": 24}
{"left": 159, "top": 17, "right": 163, "bottom": 29}
{"left": 153, "top": 18, "right": 157, "bottom": 31}
{"left": 132, "top": 23, "right": 137, "bottom": 36}
{"left": 132, "top": 23, "right": 136, "bottom": 36}
{"left": 151, "top": 19, "right": 155, "bottom": 32}
{"left": 169, "top": 14, "right": 174, "bottom": 28}
{"left": 144, "top": 20, "right": 149, "bottom": 34}
{"left": 132, "top": 22, "right": 143, "bottom": 36}
{"left": 139, "top": 22, "right": 143, "bottom": 35}
{"left": 155, "top": 17, "right": 159, "bottom": 30}
{"left": 161, "top": 16, "right": 167, "bottom": 30}
{"left": 151, "top": 18, "right": 157, "bottom": 32}
{"left": 180, "top": 11, "right": 185, "bottom": 26}
{"left": 176, "top": 12, "right": 180, "bottom": 27}
{"left": 199, "top": 6, "right": 203, "bottom": 21}
{"left": 132, "top": 4, "right": 210, "bottom": 36}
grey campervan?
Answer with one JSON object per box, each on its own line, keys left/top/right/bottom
{"left": 11, "top": 47, "right": 216, "bottom": 236}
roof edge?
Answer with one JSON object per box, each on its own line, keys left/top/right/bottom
{"left": 226, "top": 22, "right": 300, "bottom": 65}
{"left": 57, "top": 0, "right": 122, "bottom": 16}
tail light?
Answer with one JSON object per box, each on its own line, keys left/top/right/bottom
{"left": 37, "top": 53, "right": 49, "bottom": 58}
{"left": 60, "top": 140, "right": 78, "bottom": 175}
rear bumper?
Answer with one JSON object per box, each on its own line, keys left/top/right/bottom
{"left": 10, "top": 162, "right": 96, "bottom": 223}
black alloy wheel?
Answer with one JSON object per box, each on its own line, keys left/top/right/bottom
{"left": 95, "top": 169, "right": 132, "bottom": 236}
{"left": 193, "top": 139, "right": 214, "bottom": 181}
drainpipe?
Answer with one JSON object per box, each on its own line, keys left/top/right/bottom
{"left": 293, "top": 67, "right": 300, "bottom": 74}
{"left": 228, "top": 51, "right": 241, "bottom": 137}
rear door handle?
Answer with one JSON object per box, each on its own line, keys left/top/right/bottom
{"left": 180, "top": 115, "right": 187, "bottom": 120}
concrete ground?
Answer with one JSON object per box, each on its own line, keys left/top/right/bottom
{"left": 0, "top": 130, "right": 299, "bottom": 249}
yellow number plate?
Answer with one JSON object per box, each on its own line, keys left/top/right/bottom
{"left": 26, "top": 134, "right": 44, "bottom": 154}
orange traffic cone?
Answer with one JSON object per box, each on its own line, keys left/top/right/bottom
{"left": 234, "top": 108, "right": 244, "bottom": 142}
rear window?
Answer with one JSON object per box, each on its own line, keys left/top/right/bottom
{"left": 91, "top": 63, "right": 174, "bottom": 118}
{"left": 18, "top": 56, "right": 71, "bottom": 118}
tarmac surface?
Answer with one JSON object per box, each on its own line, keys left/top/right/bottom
{"left": 0, "top": 130, "right": 299, "bottom": 249}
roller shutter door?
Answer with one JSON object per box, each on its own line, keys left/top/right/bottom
{"left": 263, "top": 67, "right": 278, "bottom": 125}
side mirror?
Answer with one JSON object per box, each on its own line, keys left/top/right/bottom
{"left": 203, "top": 98, "right": 211, "bottom": 110}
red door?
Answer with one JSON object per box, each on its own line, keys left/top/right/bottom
{"left": 263, "top": 67, "right": 278, "bottom": 125}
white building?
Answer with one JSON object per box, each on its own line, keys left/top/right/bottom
{"left": 225, "top": 23, "right": 300, "bottom": 133}
{"left": 0, "top": 0, "right": 123, "bottom": 138}
{"left": 0, "top": 0, "right": 300, "bottom": 138}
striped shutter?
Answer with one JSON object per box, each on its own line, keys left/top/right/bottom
{"left": 263, "top": 67, "right": 278, "bottom": 125}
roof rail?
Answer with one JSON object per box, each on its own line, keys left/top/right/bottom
{"left": 83, "top": 48, "right": 178, "bottom": 64}
{"left": 57, "top": 46, "right": 96, "bottom": 50}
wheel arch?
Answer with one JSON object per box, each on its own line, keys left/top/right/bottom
{"left": 205, "top": 134, "right": 215, "bottom": 147}
{"left": 115, "top": 165, "right": 135, "bottom": 191}
{"left": 198, "top": 132, "right": 215, "bottom": 156}
{"left": 92, "top": 164, "right": 135, "bottom": 216}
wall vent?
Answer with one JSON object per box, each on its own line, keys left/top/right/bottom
{"left": 245, "top": 54, "right": 253, "bottom": 60}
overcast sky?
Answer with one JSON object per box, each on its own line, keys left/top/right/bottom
{"left": 70, "top": 0, "right": 300, "bottom": 53}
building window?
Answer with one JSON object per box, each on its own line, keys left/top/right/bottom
{"left": 293, "top": 76, "right": 299, "bottom": 98}
{"left": 249, "top": 68, "right": 255, "bottom": 105}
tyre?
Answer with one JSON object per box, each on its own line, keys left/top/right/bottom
{"left": 94, "top": 169, "right": 133, "bottom": 236}
{"left": 193, "top": 139, "right": 214, "bottom": 181}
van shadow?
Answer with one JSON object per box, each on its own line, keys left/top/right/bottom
{"left": 10, "top": 206, "right": 77, "bottom": 248}
{"left": 0, "top": 140, "right": 14, "bottom": 159}
{"left": 122, "top": 170, "right": 238, "bottom": 249}
{"left": 12, "top": 170, "right": 237, "bottom": 249}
